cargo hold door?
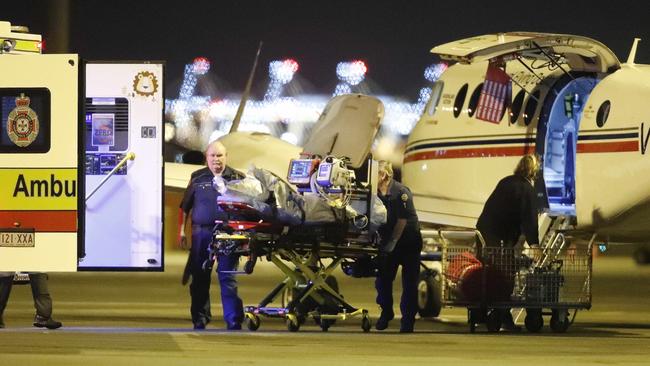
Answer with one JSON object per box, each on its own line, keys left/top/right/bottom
{"left": 0, "top": 54, "right": 80, "bottom": 272}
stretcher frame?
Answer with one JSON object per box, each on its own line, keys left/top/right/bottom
{"left": 211, "top": 221, "right": 377, "bottom": 332}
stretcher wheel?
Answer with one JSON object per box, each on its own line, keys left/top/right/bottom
{"left": 361, "top": 316, "right": 371, "bottom": 333}
{"left": 246, "top": 314, "right": 260, "bottom": 331}
{"left": 486, "top": 310, "right": 501, "bottom": 333}
{"left": 525, "top": 309, "right": 544, "bottom": 333}
{"left": 320, "top": 318, "right": 333, "bottom": 332}
{"left": 550, "top": 310, "right": 570, "bottom": 333}
{"left": 286, "top": 314, "right": 300, "bottom": 332}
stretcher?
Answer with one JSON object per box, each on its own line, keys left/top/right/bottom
{"left": 205, "top": 94, "right": 387, "bottom": 332}
{"left": 209, "top": 200, "right": 378, "bottom": 332}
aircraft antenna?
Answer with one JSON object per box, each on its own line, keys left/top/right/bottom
{"left": 229, "top": 41, "right": 263, "bottom": 133}
{"left": 626, "top": 38, "right": 641, "bottom": 64}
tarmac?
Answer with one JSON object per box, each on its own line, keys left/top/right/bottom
{"left": 0, "top": 251, "right": 648, "bottom": 366}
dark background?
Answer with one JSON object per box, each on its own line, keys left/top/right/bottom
{"left": 6, "top": 0, "right": 650, "bottom": 99}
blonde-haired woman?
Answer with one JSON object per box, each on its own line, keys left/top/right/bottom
{"left": 476, "top": 154, "right": 541, "bottom": 331}
{"left": 375, "top": 161, "right": 422, "bottom": 333}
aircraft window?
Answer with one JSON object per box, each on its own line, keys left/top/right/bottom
{"left": 510, "top": 90, "right": 525, "bottom": 124}
{"left": 467, "top": 83, "right": 483, "bottom": 118}
{"left": 453, "top": 83, "right": 468, "bottom": 118}
{"left": 426, "top": 81, "right": 444, "bottom": 116}
{"left": 0, "top": 88, "right": 51, "bottom": 153}
{"left": 596, "top": 100, "right": 611, "bottom": 127}
{"left": 523, "top": 90, "right": 540, "bottom": 126}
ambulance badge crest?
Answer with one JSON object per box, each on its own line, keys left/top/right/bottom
{"left": 7, "top": 93, "right": 39, "bottom": 147}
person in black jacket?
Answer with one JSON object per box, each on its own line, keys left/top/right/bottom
{"left": 374, "top": 161, "right": 422, "bottom": 333}
{"left": 476, "top": 154, "right": 541, "bottom": 331}
{"left": 178, "top": 140, "right": 245, "bottom": 330}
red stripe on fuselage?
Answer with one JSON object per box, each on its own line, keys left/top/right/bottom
{"left": 404, "top": 140, "right": 639, "bottom": 163}
{"left": 576, "top": 140, "right": 638, "bottom": 153}
{"left": 0, "top": 211, "right": 77, "bottom": 232}
{"left": 403, "top": 145, "right": 535, "bottom": 163}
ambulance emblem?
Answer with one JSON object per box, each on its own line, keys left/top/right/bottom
{"left": 401, "top": 193, "right": 409, "bottom": 202}
{"left": 7, "top": 94, "right": 39, "bottom": 147}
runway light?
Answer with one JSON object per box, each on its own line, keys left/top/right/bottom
{"left": 336, "top": 60, "right": 367, "bottom": 85}
{"left": 269, "top": 59, "right": 299, "bottom": 84}
{"left": 192, "top": 57, "right": 211, "bottom": 75}
{"left": 424, "top": 63, "right": 448, "bottom": 82}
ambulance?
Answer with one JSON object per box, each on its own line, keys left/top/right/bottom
{"left": 0, "top": 21, "right": 164, "bottom": 272}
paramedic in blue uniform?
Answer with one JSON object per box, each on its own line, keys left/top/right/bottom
{"left": 374, "top": 161, "right": 422, "bottom": 333}
{"left": 476, "top": 154, "right": 540, "bottom": 331}
{"left": 179, "top": 140, "right": 245, "bottom": 330}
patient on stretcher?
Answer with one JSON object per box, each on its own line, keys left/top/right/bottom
{"left": 214, "top": 165, "right": 387, "bottom": 230}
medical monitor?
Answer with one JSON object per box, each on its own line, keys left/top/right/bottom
{"left": 288, "top": 158, "right": 317, "bottom": 185}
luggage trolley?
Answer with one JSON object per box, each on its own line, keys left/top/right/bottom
{"left": 208, "top": 155, "right": 383, "bottom": 332}
{"left": 439, "top": 220, "right": 593, "bottom": 333}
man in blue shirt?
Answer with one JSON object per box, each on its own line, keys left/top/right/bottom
{"left": 179, "top": 141, "right": 245, "bottom": 330}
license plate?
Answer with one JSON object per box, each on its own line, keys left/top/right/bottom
{"left": 0, "top": 230, "right": 35, "bottom": 247}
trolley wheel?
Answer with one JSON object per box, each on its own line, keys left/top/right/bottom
{"left": 361, "top": 316, "right": 371, "bottom": 333}
{"left": 550, "top": 310, "right": 570, "bottom": 333}
{"left": 417, "top": 270, "right": 442, "bottom": 318}
{"left": 320, "top": 318, "right": 334, "bottom": 332}
{"left": 525, "top": 309, "right": 544, "bottom": 333}
{"left": 486, "top": 309, "right": 502, "bottom": 333}
{"left": 286, "top": 314, "right": 300, "bottom": 332}
{"left": 468, "top": 309, "right": 478, "bottom": 333}
{"left": 245, "top": 314, "right": 260, "bottom": 331}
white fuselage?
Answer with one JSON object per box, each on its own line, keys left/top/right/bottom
{"left": 404, "top": 59, "right": 650, "bottom": 243}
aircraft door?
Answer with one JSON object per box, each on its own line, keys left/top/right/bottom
{"left": 80, "top": 62, "right": 164, "bottom": 270}
{"left": 0, "top": 54, "right": 80, "bottom": 272}
{"left": 539, "top": 76, "right": 598, "bottom": 215}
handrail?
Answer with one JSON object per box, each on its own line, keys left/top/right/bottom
{"left": 85, "top": 152, "right": 136, "bottom": 202}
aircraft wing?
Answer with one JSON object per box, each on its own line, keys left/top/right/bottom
{"left": 431, "top": 32, "right": 620, "bottom": 73}
{"left": 164, "top": 162, "right": 203, "bottom": 191}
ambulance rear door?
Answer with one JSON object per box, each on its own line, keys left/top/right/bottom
{"left": 0, "top": 54, "right": 81, "bottom": 272}
{"left": 80, "top": 61, "right": 164, "bottom": 271}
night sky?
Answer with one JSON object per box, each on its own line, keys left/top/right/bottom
{"left": 6, "top": 0, "right": 650, "bottom": 99}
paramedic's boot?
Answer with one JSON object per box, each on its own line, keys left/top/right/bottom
{"left": 375, "top": 310, "right": 394, "bottom": 331}
{"left": 0, "top": 315, "right": 4, "bottom": 329}
{"left": 33, "top": 314, "right": 62, "bottom": 330}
